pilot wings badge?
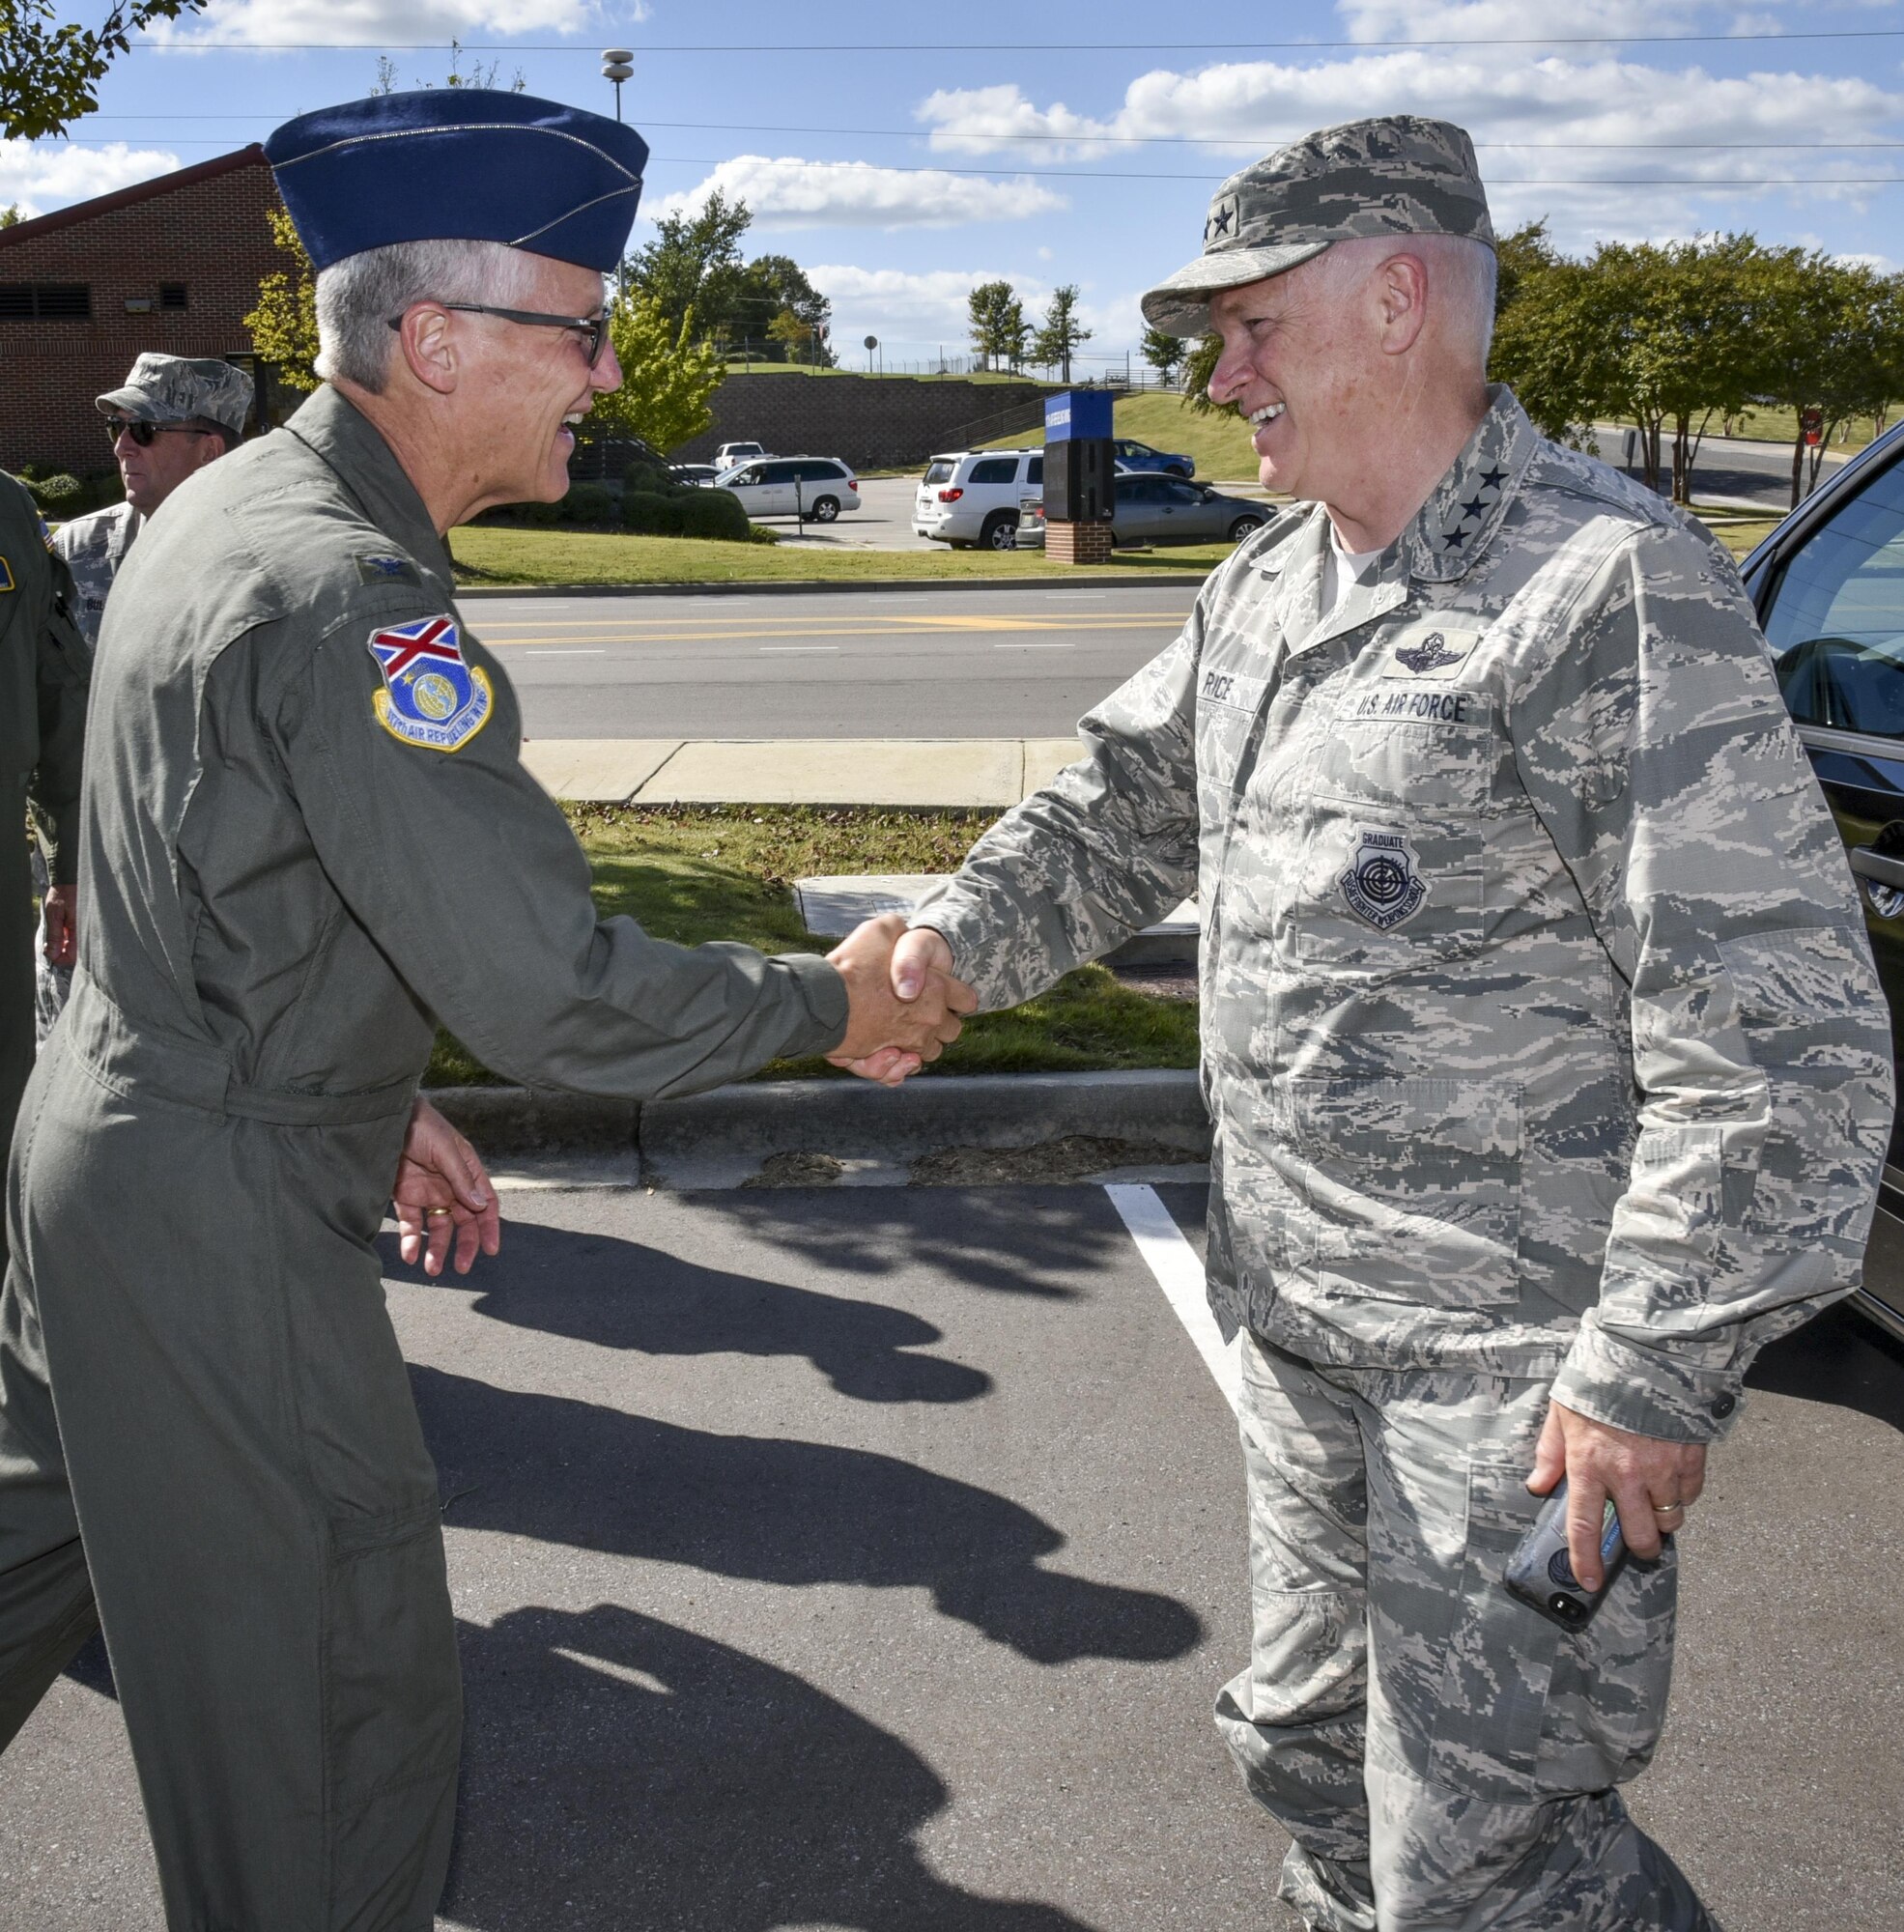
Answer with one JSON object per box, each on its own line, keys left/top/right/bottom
{"left": 366, "top": 615, "right": 492, "bottom": 753}
{"left": 1392, "top": 630, "right": 1470, "bottom": 677}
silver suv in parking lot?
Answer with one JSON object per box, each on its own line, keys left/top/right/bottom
{"left": 914, "top": 448, "right": 1044, "bottom": 551}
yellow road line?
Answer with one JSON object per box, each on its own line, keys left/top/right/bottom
{"left": 478, "top": 614, "right": 1181, "bottom": 646}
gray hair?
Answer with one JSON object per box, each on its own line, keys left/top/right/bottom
{"left": 1306, "top": 233, "right": 1498, "bottom": 368}
{"left": 314, "top": 238, "right": 547, "bottom": 392}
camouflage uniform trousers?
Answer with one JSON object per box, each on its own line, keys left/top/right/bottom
{"left": 1217, "top": 1334, "right": 1720, "bottom": 1932}
{"left": 25, "top": 842, "right": 69, "bottom": 1045}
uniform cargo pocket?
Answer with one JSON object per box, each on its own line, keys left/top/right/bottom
{"left": 325, "top": 1499, "right": 461, "bottom": 1804}
{"left": 1424, "top": 1460, "right": 1558, "bottom": 1804}
{"left": 1292, "top": 1078, "right": 1522, "bottom": 1309}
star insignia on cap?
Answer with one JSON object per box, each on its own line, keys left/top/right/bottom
{"left": 1207, "top": 202, "right": 1236, "bottom": 241}
{"left": 1478, "top": 465, "right": 1508, "bottom": 493}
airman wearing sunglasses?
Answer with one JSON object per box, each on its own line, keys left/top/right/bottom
{"left": 53, "top": 353, "right": 254, "bottom": 647}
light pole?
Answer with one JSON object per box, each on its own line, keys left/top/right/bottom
{"left": 601, "top": 48, "right": 633, "bottom": 122}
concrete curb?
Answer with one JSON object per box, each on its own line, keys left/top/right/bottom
{"left": 454, "top": 574, "right": 1202, "bottom": 600}
{"left": 424, "top": 1067, "right": 1208, "bottom": 1168}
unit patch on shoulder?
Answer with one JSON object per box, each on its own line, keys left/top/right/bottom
{"left": 0, "top": 556, "right": 14, "bottom": 594}
{"left": 366, "top": 615, "right": 492, "bottom": 753}
{"left": 1340, "top": 827, "right": 1429, "bottom": 930}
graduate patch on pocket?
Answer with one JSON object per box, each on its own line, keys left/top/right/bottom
{"left": 367, "top": 615, "right": 492, "bottom": 753}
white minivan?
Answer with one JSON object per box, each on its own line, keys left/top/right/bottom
{"left": 715, "top": 456, "right": 862, "bottom": 523}
{"left": 914, "top": 448, "right": 1044, "bottom": 550}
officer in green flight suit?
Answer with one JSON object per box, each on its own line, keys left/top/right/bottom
{"left": 0, "top": 90, "right": 971, "bottom": 1932}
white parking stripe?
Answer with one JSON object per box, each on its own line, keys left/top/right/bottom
{"left": 1104, "top": 1182, "right": 1242, "bottom": 1418}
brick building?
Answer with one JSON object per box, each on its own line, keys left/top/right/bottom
{"left": 0, "top": 146, "right": 283, "bottom": 475}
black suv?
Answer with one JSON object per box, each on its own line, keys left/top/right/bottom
{"left": 1744, "top": 420, "right": 1904, "bottom": 1340}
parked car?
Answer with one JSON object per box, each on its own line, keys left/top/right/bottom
{"left": 714, "top": 441, "right": 768, "bottom": 469}
{"left": 1110, "top": 474, "right": 1267, "bottom": 546}
{"left": 1742, "top": 415, "right": 1904, "bottom": 1340}
{"left": 715, "top": 455, "right": 861, "bottom": 522}
{"left": 1010, "top": 492, "right": 1046, "bottom": 550}
{"left": 914, "top": 448, "right": 1044, "bottom": 551}
{"left": 1112, "top": 437, "right": 1196, "bottom": 478}
{"left": 668, "top": 462, "right": 720, "bottom": 488}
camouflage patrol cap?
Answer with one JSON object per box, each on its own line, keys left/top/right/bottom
{"left": 96, "top": 353, "right": 253, "bottom": 439}
{"left": 1140, "top": 116, "right": 1494, "bottom": 337}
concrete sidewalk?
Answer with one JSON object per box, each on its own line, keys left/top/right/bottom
{"left": 522, "top": 735, "right": 1090, "bottom": 807}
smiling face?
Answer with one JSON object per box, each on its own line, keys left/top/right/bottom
{"left": 1206, "top": 250, "right": 1390, "bottom": 511}
{"left": 450, "top": 253, "right": 621, "bottom": 506}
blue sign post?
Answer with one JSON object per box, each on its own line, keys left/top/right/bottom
{"left": 1042, "top": 389, "right": 1117, "bottom": 562}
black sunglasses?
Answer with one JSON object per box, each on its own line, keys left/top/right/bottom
{"left": 388, "top": 301, "right": 612, "bottom": 367}
{"left": 108, "top": 419, "right": 212, "bottom": 448}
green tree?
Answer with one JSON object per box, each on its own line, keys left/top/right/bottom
{"left": 725, "top": 252, "right": 833, "bottom": 363}
{"left": 0, "top": 203, "right": 19, "bottom": 228}
{"left": 1182, "top": 332, "right": 1222, "bottom": 413}
{"left": 1141, "top": 324, "right": 1185, "bottom": 386}
{"left": 1032, "top": 284, "right": 1091, "bottom": 382}
{"left": 243, "top": 204, "right": 320, "bottom": 394}
{"left": 589, "top": 290, "right": 724, "bottom": 453}
{"left": 2, "top": 0, "right": 208, "bottom": 140}
{"left": 968, "top": 279, "right": 1026, "bottom": 372}
{"left": 624, "top": 191, "right": 751, "bottom": 337}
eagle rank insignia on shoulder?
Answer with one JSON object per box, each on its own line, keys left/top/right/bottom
{"left": 366, "top": 615, "right": 492, "bottom": 753}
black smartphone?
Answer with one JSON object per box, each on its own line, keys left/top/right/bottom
{"left": 1501, "top": 1478, "right": 1631, "bottom": 1630}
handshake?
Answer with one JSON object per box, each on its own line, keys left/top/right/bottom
{"left": 825, "top": 913, "right": 977, "bottom": 1087}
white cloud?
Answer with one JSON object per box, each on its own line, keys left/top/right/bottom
{"left": 1337, "top": 0, "right": 1724, "bottom": 41}
{"left": 156, "top": 0, "right": 604, "bottom": 50}
{"left": 916, "top": 52, "right": 1904, "bottom": 249}
{"left": 0, "top": 143, "right": 184, "bottom": 219}
{"left": 647, "top": 156, "right": 1064, "bottom": 231}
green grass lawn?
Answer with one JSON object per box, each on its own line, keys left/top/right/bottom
{"left": 980, "top": 389, "right": 1265, "bottom": 480}
{"left": 424, "top": 805, "right": 1199, "bottom": 1087}
{"left": 450, "top": 525, "right": 1232, "bottom": 585}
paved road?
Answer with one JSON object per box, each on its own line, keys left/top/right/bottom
{"left": 3, "top": 1178, "right": 1900, "bottom": 1930}
{"left": 476, "top": 582, "right": 1200, "bottom": 740}
{"left": 1586, "top": 427, "right": 1848, "bottom": 511}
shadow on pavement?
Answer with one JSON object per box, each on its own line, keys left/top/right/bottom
{"left": 687, "top": 1185, "right": 1146, "bottom": 1299}
{"left": 1746, "top": 1300, "right": 1904, "bottom": 1434}
{"left": 384, "top": 1221, "right": 991, "bottom": 1406}
{"left": 442, "top": 1603, "right": 1097, "bottom": 1931}
{"left": 412, "top": 1367, "right": 1202, "bottom": 1666}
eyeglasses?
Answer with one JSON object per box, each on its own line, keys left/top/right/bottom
{"left": 387, "top": 301, "right": 612, "bottom": 367}
{"left": 107, "top": 419, "right": 212, "bottom": 449}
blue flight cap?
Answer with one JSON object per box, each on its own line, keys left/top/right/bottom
{"left": 264, "top": 89, "right": 649, "bottom": 274}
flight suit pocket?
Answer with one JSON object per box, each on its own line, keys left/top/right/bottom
{"left": 1425, "top": 1460, "right": 1558, "bottom": 1804}
{"left": 1292, "top": 1079, "right": 1521, "bottom": 1308}
{"left": 1326, "top": 685, "right": 1495, "bottom": 812}
{"left": 325, "top": 1499, "right": 461, "bottom": 1804}
{"left": 1197, "top": 666, "right": 1267, "bottom": 790}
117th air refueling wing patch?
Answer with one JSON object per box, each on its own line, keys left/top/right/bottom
{"left": 366, "top": 615, "right": 492, "bottom": 752}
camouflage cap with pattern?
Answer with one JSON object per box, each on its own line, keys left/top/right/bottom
{"left": 1140, "top": 115, "right": 1494, "bottom": 338}
{"left": 96, "top": 353, "right": 254, "bottom": 439}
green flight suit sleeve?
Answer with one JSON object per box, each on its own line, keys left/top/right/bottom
{"left": 274, "top": 605, "right": 848, "bottom": 1101}
{"left": 908, "top": 603, "right": 1205, "bottom": 1010}
{"left": 1508, "top": 520, "right": 1893, "bottom": 1443}
{"left": 31, "top": 559, "right": 91, "bottom": 887}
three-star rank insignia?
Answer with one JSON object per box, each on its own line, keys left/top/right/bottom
{"left": 366, "top": 615, "right": 492, "bottom": 753}
{"left": 1340, "top": 827, "right": 1429, "bottom": 931}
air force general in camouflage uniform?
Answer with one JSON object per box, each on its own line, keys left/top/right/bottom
{"left": 907, "top": 119, "right": 1892, "bottom": 1928}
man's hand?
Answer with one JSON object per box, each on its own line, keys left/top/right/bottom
{"left": 1528, "top": 1399, "right": 1707, "bottom": 1590}
{"left": 42, "top": 884, "right": 76, "bottom": 969}
{"left": 825, "top": 915, "right": 976, "bottom": 1086}
{"left": 392, "top": 1096, "right": 502, "bottom": 1278}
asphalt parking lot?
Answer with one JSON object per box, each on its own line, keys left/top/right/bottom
{"left": 2, "top": 1179, "right": 1900, "bottom": 1930}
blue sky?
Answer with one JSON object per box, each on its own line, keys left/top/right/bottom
{"left": 8, "top": 0, "right": 1904, "bottom": 366}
